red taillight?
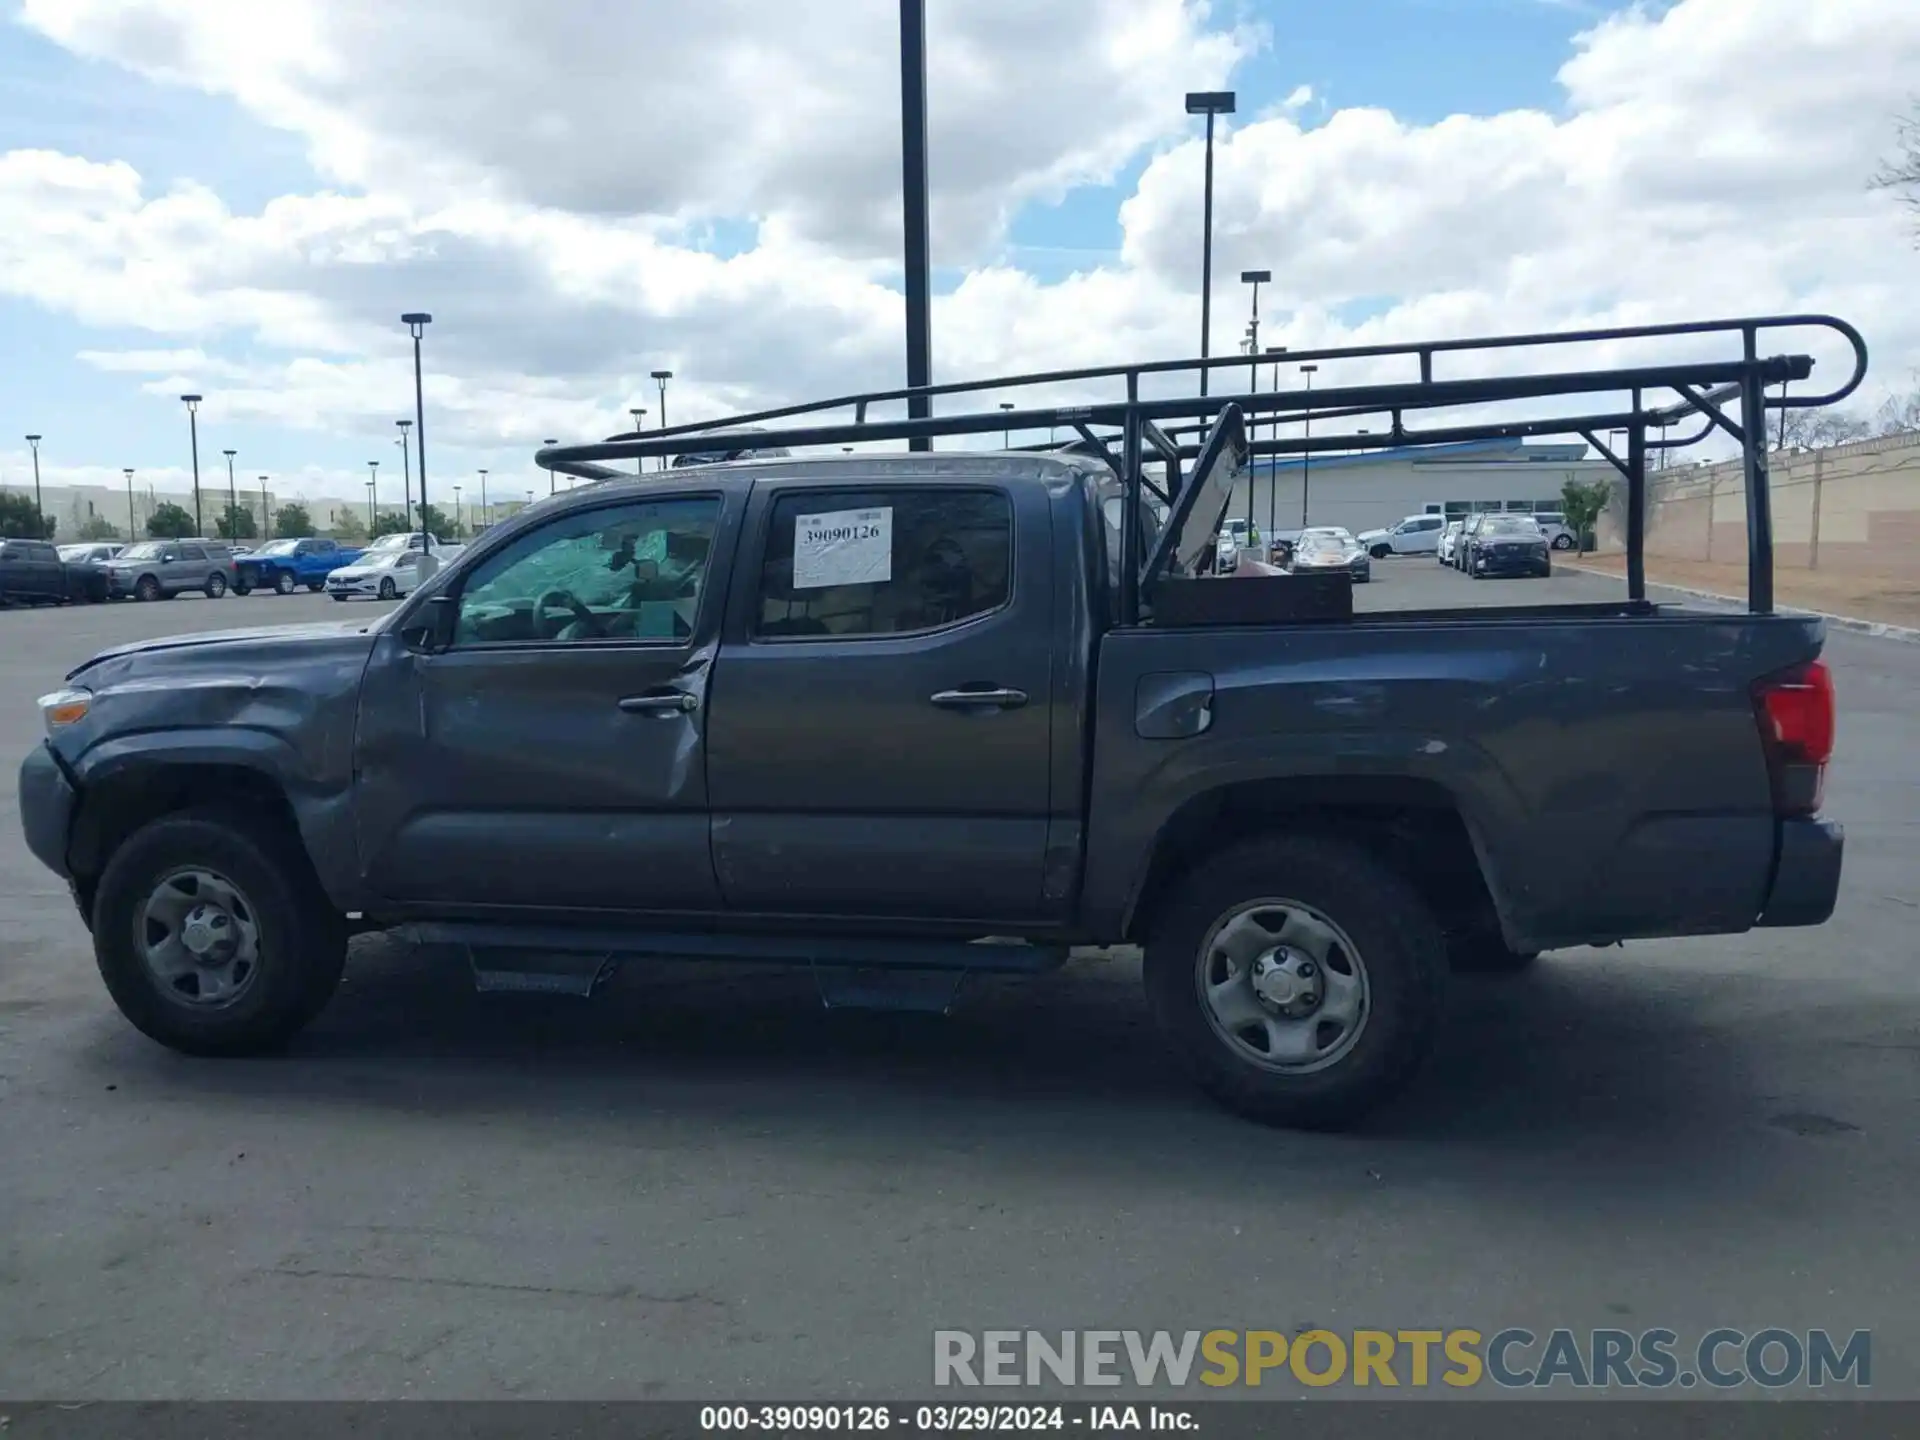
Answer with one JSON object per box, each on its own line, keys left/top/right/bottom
{"left": 1753, "top": 660, "right": 1835, "bottom": 815}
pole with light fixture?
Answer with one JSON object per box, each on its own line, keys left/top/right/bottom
{"left": 1264, "top": 345, "right": 1286, "bottom": 538}
{"left": 651, "top": 371, "right": 673, "bottom": 470}
{"left": 222, "top": 448, "right": 238, "bottom": 540}
{"left": 1184, "top": 90, "right": 1235, "bottom": 397}
{"left": 478, "top": 468, "right": 489, "bottom": 529}
{"left": 180, "top": 394, "right": 204, "bottom": 535}
{"left": 544, "top": 440, "right": 559, "bottom": 496}
{"left": 24, "top": 435, "right": 45, "bottom": 538}
{"left": 629, "top": 406, "right": 648, "bottom": 475}
{"left": 396, "top": 420, "right": 413, "bottom": 533}
{"left": 1239, "top": 270, "right": 1269, "bottom": 532}
{"left": 124, "top": 468, "right": 136, "bottom": 539}
{"left": 366, "top": 461, "right": 378, "bottom": 533}
{"left": 400, "top": 313, "right": 432, "bottom": 533}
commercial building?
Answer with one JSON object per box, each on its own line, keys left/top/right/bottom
{"left": 1223, "top": 437, "right": 1618, "bottom": 538}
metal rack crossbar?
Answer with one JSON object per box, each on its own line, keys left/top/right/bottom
{"left": 539, "top": 314, "right": 1868, "bottom": 624}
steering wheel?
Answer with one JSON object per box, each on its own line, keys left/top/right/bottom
{"left": 533, "top": 589, "right": 603, "bottom": 638}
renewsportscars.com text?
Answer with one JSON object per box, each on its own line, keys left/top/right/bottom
{"left": 933, "top": 1328, "right": 1871, "bottom": 1391}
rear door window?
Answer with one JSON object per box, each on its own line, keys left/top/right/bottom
{"left": 753, "top": 488, "right": 1012, "bottom": 639}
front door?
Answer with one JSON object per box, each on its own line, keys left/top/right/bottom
{"left": 705, "top": 478, "right": 1057, "bottom": 924}
{"left": 354, "top": 489, "right": 736, "bottom": 916}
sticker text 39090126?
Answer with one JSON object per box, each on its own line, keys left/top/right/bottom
{"left": 794, "top": 507, "right": 892, "bottom": 590}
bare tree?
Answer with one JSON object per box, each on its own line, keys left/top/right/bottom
{"left": 1873, "top": 377, "right": 1920, "bottom": 437}
{"left": 1872, "top": 101, "right": 1920, "bottom": 233}
{"left": 1778, "top": 409, "right": 1871, "bottom": 451}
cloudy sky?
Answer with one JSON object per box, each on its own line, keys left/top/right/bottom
{"left": 0, "top": 0, "right": 1915, "bottom": 511}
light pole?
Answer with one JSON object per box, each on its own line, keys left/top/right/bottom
{"left": 1239, "top": 271, "right": 1269, "bottom": 532}
{"left": 453, "top": 484, "right": 463, "bottom": 537}
{"left": 1299, "top": 363, "right": 1318, "bottom": 527}
{"left": 124, "top": 468, "right": 136, "bottom": 539}
{"left": 259, "top": 477, "right": 271, "bottom": 539}
{"left": 24, "top": 435, "right": 44, "bottom": 538}
{"left": 545, "top": 439, "right": 559, "bottom": 496}
{"left": 222, "top": 448, "right": 237, "bottom": 540}
{"left": 651, "top": 371, "right": 673, "bottom": 471}
{"left": 1265, "top": 346, "right": 1286, "bottom": 537}
{"left": 396, "top": 419, "right": 413, "bottom": 533}
{"left": 629, "top": 406, "right": 648, "bottom": 475}
{"left": 900, "top": 0, "right": 933, "bottom": 449}
{"left": 1185, "top": 91, "right": 1236, "bottom": 397}
{"left": 401, "top": 313, "right": 432, "bottom": 534}
{"left": 366, "top": 461, "right": 378, "bottom": 533}
{"left": 180, "top": 394, "right": 204, "bottom": 536}
{"left": 478, "top": 468, "right": 489, "bottom": 529}
{"left": 1000, "top": 401, "right": 1015, "bottom": 449}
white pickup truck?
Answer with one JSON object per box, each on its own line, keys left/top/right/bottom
{"left": 1358, "top": 514, "right": 1446, "bottom": 558}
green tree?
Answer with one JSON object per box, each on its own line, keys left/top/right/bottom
{"left": 275, "top": 502, "right": 317, "bottom": 538}
{"left": 146, "top": 501, "right": 196, "bottom": 539}
{"left": 369, "top": 509, "right": 412, "bottom": 539}
{"left": 417, "top": 502, "right": 460, "bottom": 541}
{"left": 1559, "top": 478, "right": 1612, "bottom": 553}
{"left": 0, "top": 493, "right": 55, "bottom": 538}
{"left": 75, "top": 514, "right": 121, "bottom": 541}
{"left": 326, "top": 506, "right": 365, "bottom": 543}
{"left": 215, "top": 503, "right": 259, "bottom": 541}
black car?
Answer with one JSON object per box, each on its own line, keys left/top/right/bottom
{"left": 1463, "top": 515, "right": 1551, "bottom": 578}
{"left": 0, "top": 538, "right": 70, "bottom": 605}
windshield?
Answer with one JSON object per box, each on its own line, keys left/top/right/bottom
{"left": 1484, "top": 516, "right": 1542, "bottom": 535}
{"left": 1297, "top": 532, "right": 1347, "bottom": 556}
{"left": 366, "top": 533, "right": 419, "bottom": 554}
{"left": 251, "top": 539, "right": 300, "bottom": 557}
{"left": 117, "top": 542, "right": 164, "bottom": 560}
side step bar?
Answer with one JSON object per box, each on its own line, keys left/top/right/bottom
{"left": 392, "top": 923, "right": 1069, "bottom": 1012}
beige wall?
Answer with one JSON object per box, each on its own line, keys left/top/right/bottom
{"left": 1601, "top": 431, "right": 1920, "bottom": 579}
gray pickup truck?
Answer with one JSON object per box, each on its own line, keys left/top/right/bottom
{"left": 15, "top": 316, "right": 1857, "bottom": 1128}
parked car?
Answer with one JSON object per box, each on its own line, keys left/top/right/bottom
{"left": 21, "top": 315, "right": 1852, "bottom": 1133}
{"left": 1436, "top": 521, "right": 1465, "bottom": 565}
{"left": 1533, "top": 512, "right": 1578, "bottom": 551}
{"left": 234, "top": 537, "right": 363, "bottom": 595}
{"left": 0, "top": 538, "right": 70, "bottom": 605}
{"left": 1462, "top": 514, "right": 1552, "bottom": 579}
{"left": 1288, "top": 528, "right": 1371, "bottom": 583}
{"left": 100, "top": 540, "right": 236, "bottom": 600}
{"left": 1215, "top": 528, "right": 1240, "bottom": 573}
{"left": 325, "top": 532, "right": 464, "bottom": 601}
{"left": 1453, "top": 513, "right": 1492, "bottom": 570}
{"left": 1359, "top": 514, "right": 1446, "bottom": 559}
{"left": 670, "top": 427, "right": 792, "bottom": 468}
{"left": 57, "top": 543, "right": 122, "bottom": 602}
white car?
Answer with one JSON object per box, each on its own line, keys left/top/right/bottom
{"left": 1532, "top": 513, "right": 1578, "bottom": 551}
{"left": 1436, "top": 521, "right": 1465, "bottom": 564}
{"left": 1215, "top": 529, "right": 1240, "bottom": 572}
{"left": 1358, "top": 514, "right": 1446, "bottom": 559}
{"left": 326, "top": 533, "right": 466, "bottom": 601}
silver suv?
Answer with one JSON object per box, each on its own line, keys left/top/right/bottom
{"left": 105, "top": 540, "right": 238, "bottom": 601}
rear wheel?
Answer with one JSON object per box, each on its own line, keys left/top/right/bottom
{"left": 204, "top": 572, "right": 227, "bottom": 599}
{"left": 275, "top": 570, "right": 298, "bottom": 595}
{"left": 1551, "top": 533, "right": 1574, "bottom": 551}
{"left": 233, "top": 578, "right": 253, "bottom": 596}
{"left": 1142, "top": 834, "right": 1445, "bottom": 1130}
{"left": 90, "top": 808, "right": 347, "bottom": 1056}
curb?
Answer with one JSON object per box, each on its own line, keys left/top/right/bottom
{"left": 1563, "top": 564, "right": 1920, "bottom": 644}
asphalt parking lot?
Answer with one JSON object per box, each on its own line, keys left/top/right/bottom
{"left": 1, "top": 573, "right": 1916, "bottom": 1400}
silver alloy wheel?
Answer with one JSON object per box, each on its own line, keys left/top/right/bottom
{"left": 136, "top": 867, "right": 263, "bottom": 1009}
{"left": 1195, "top": 900, "right": 1370, "bottom": 1073}
{"left": 276, "top": 570, "right": 297, "bottom": 594}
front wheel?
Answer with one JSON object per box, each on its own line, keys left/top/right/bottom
{"left": 134, "top": 575, "right": 161, "bottom": 602}
{"left": 1370, "top": 544, "right": 1391, "bottom": 560}
{"left": 377, "top": 576, "right": 397, "bottom": 600}
{"left": 307, "top": 580, "right": 325, "bottom": 592}
{"left": 1142, "top": 834, "right": 1445, "bottom": 1130}
{"left": 90, "top": 808, "right": 347, "bottom": 1056}
{"left": 330, "top": 592, "right": 349, "bottom": 602}
{"left": 275, "top": 569, "right": 298, "bottom": 595}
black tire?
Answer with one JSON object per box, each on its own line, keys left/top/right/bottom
{"left": 90, "top": 807, "right": 347, "bottom": 1057}
{"left": 378, "top": 576, "right": 397, "bottom": 600}
{"left": 233, "top": 578, "right": 253, "bottom": 596}
{"left": 330, "top": 592, "right": 349, "bottom": 602}
{"left": 1370, "top": 544, "right": 1391, "bottom": 560}
{"left": 1142, "top": 834, "right": 1445, "bottom": 1131}
{"left": 1551, "top": 533, "right": 1574, "bottom": 551}
{"left": 134, "top": 574, "right": 161, "bottom": 603}
{"left": 307, "top": 580, "right": 325, "bottom": 592}
{"left": 275, "top": 570, "right": 298, "bottom": 595}
{"left": 204, "top": 572, "right": 227, "bottom": 599}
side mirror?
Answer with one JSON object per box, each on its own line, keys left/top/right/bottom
{"left": 401, "top": 594, "right": 458, "bottom": 654}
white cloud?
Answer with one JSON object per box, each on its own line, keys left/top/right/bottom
{"left": 0, "top": 0, "right": 1916, "bottom": 480}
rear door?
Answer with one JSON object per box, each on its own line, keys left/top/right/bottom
{"left": 173, "top": 544, "right": 208, "bottom": 592}
{"left": 705, "top": 477, "right": 1058, "bottom": 923}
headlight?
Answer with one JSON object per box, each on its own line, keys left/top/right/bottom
{"left": 38, "top": 687, "right": 92, "bottom": 733}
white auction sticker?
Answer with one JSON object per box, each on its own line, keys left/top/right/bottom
{"left": 793, "top": 506, "right": 892, "bottom": 589}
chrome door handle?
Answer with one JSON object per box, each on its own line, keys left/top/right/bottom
{"left": 619, "top": 691, "right": 699, "bottom": 715}
{"left": 930, "top": 687, "right": 1028, "bottom": 710}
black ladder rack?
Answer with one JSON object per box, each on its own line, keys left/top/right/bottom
{"left": 537, "top": 313, "right": 1868, "bottom": 623}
